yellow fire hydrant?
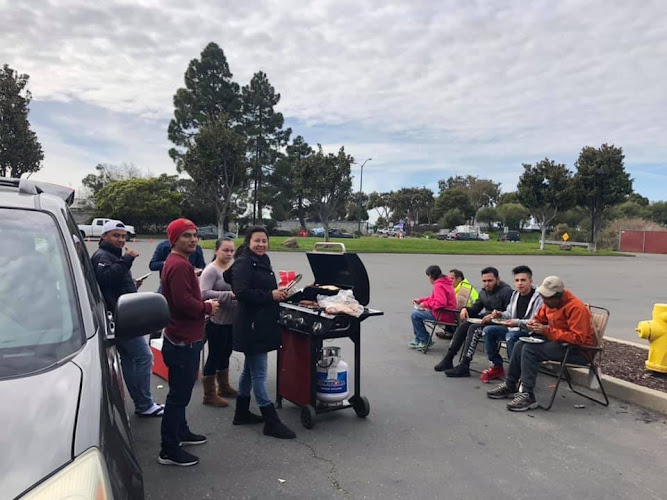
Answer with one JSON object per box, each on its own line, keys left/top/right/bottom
{"left": 636, "top": 303, "right": 667, "bottom": 373}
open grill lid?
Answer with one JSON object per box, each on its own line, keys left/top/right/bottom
{"left": 304, "top": 243, "right": 370, "bottom": 306}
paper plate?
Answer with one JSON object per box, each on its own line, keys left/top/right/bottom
{"left": 467, "top": 318, "right": 483, "bottom": 324}
{"left": 519, "top": 336, "right": 546, "bottom": 344}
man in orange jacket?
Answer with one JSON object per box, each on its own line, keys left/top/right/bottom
{"left": 486, "top": 276, "right": 592, "bottom": 411}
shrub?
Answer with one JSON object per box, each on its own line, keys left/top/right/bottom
{"left": 550, "top": 223, "right": 587, "bottom": 243}
{"left": 598, "top": 218, "right": 666, "bottom": 250}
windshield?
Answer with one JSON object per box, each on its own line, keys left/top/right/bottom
{"left": 0, "top": 209, "right": 83, "bottom": 378}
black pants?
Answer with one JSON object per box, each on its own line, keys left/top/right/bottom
{"left": 203, "top": 322, "right": 233, "bottom": 376}
{"left": 160, "top": 338, "right": 203, "bottom": 453}
{"left": 505, "top": 340, "right": 588, "bottom": 393}
{"left": 448, "top": 321, "right": 481, "bottom": 356}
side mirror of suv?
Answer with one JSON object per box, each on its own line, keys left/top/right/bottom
{"left": 114, "top": 292, "right": 170, "bottom": 339}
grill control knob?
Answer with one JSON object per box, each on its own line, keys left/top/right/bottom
{"left": 281, "top": 313, "right": 292, "bottom": 322}
{"left": 312, "top": 322, "right": 323, "bottom": 333}
{"left": 294, "top": 317, "right": 305, "bottom": 326}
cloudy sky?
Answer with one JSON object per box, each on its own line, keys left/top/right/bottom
{"left": 2, "top": 0, "right": 666, "bottom": 201}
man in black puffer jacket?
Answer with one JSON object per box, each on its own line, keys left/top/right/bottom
{"left": 91, "top": 220, "right": 163, "bottom": 417}
{"left": 434, "top": 266, "right": 513, "bottom": 377}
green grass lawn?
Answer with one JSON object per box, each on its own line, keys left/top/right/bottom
{"left": 198, "top": 236, "right": 621, "bottom": 256}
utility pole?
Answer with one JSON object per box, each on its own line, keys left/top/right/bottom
{"left": 357, "top": 158, "right": 372, "bottom": 234}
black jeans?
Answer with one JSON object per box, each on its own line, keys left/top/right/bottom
{"left": 203, "top": 322, "right": 233, "bottom": 376}
{"left": 505, "top": 340, "right": 588, "bottom": 394}
{"left": 160, "top": 338, "right": 203, "bottom": 453}
{"left": 448, "top": 320, "right": 480, "bottom": 356}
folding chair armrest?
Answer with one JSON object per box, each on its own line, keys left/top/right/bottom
{"left": 439, "top": 308, "right": 461, "bottom": 314}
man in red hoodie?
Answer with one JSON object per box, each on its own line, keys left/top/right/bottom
{"left": 158, "top": 218, "right": 219, "bottom": 467}
{"left": 410, "top": 265, "right": 457, "bottom": 350}
{"left": 487, "top": 276, "right": 592, "bottom": 412}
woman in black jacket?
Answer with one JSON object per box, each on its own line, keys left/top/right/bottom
{"left": 224, "top": 226, "right": 296, "bottom": 439}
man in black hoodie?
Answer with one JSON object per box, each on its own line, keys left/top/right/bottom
{"left": 434, "top": 267, "right": 513, "bottom": 377}
{"left": 92, "top": 219, "right": 163, "bottom": 417}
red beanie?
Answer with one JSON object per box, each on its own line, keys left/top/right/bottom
{"left": 167, "top": 218, "right": 197, "bottom": 246}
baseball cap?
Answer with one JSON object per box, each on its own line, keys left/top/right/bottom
{"left": 537, "top": 276, "right": 565, "bottom": 297}
{"left": 102, "top": 220, "right": 127, "bottom": 234}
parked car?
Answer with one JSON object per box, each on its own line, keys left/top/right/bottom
{"left": 478, "top": 232, "right": 490, "bottom": 241}
{"left": 197, "top": 225, "right": 236, "bottom": 240}
{"left": 309, "top": 227, "right": 354, "bottom": 238}
{"left": 499, "top": 230, "right": 521, "bottom": 242}
{"left": 328, "top": 228, "right": 355, "bottom": 239}
{"left": 436, "top": 229, "right": 452, "bottom": 240}
{"left": 0, "top": 177, "right": 169, "bottom": 499}
{"left": 78, "top": 217, "right": 136, "bottom": 241}
{"left": 452, "top": 231, "right": 479, "bottom": 240}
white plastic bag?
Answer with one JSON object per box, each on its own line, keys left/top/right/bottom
{"left": 316, "top": 289, "right": 364, "bottom": 317}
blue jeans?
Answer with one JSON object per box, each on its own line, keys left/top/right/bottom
{"left": 238, "top": 353, "right": 272, "bottom": 407}
{"left": 116, "top": 336, "right": 155, "bottom": 412}
{"left": 160, "top": 339, "right": 203, "bottom": 453}
{"left": 484, "top": 325, "right": 522, "bottom": 366}
{"left": 411, "top": 309, "right": 436, "bottom": 343}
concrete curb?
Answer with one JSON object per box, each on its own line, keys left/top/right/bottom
{"left": 473, "top": 335, "right": 667, "bottom": 414}
{"left": 545, "top": 337, "right": 667, "bottom": 414}
{"left": 606, "top": 336, "right": 649, "bottom": 350}
{"left": 565, "top": 367, "right": 667, "bottom": 415}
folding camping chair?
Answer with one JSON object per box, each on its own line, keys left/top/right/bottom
{"left": 422, "top": 287, "right": 471, "bottom": 354}
{"left": 540, "top": 305, "right": 610, "bottom": 410}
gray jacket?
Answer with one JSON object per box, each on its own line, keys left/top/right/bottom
{"left": 499, "top": 288, "right": 543, "bottom": 331}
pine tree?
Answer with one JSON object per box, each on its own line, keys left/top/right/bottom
{"left": 0, "top": 64, "right": 44, "bottom": 178}
{"left": 167, "top": 43, "right": 247, "bottom": 235}
{"left": 168, "top": 42, "right": 242, "bottom": 170}
{"left": 241, "top": 71, "right": 291, "bottom": 224}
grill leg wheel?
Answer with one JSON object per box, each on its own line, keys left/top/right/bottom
{"left": 352, "top": 396, "right": 370, "bottom": 418}
{"left": 301, "top": 405, "right": 316, "bottom": 429}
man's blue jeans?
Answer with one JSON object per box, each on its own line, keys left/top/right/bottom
{"left": 160, "top": 339, "right": 203, "bottom": 453}
{"left": 238, "top": 352, "right": 272, "bottom": 407}
{"left": 483, "top": 325, "right": 522, "bottom": 366}
{"left": 116, "top": 336, "right": 155, "bottom": 412}
{"left": 411, "top": 309, "right": 436, "bottom": 343}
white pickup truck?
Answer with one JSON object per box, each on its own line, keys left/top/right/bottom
{"left": 78, "top": 218, "right": 136, "bottom": 240}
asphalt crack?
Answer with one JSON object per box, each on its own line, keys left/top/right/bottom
{"left": 294, "top": 439, "right": 351, "bottom": 498}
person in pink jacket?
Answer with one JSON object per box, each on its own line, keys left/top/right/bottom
{"left": 410, "top": 265, "right": 457, "bottom": 350}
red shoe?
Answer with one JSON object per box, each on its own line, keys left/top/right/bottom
{"left": 480, "top": 365, "right": 505, "bottom": 383}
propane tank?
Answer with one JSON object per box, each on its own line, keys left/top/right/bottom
{"left": 316, "top": 346, "right": 349, "bottom": 404}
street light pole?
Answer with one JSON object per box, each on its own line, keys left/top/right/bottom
{"left": 357, "top": 158, "right": 372, "bottom": 234}
{"left": 590, "top": 168, "right": 604, "bottom": 252}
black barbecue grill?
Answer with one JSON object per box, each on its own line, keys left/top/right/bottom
{"left": 276, "top": 242, "right": 383, "bottom": 428}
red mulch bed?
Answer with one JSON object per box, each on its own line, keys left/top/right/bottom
{"left": 601, "top": 340, "right": 667, "bottom": 393}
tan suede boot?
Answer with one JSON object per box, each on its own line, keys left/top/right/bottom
{"left": 202, "top": 375, "right": 228, "bottom": 407}
{"left": 216, "top": 369, "right": 238, "bottom": 398}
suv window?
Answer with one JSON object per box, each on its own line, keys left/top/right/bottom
{"left": 0, "top": 208, "right": 83, "bottom": 378}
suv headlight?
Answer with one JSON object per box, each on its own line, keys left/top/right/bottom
{"left": 21, "top": 447, "right": 113, "bottom": 500}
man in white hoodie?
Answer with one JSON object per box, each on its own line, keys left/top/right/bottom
{"left": 480, "top": 265, "right": 543, "bottom": 383}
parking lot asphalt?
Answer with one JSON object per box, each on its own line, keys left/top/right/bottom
{"left": 87, "top": 241, "right": 667, "bottom": 499}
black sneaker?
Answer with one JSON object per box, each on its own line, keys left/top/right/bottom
{"left": 487, "top": 382, "right": 517, "bottom": 399}
{"left": 434, "top": 354, "right": 454, "bottom": 372}
{"left": 507, "top": 392, "right": 538, "bottom": 412}
{"left": 179, "top": 431, "right": 207, "bottom": 446}
{"left": 444, "top": 362, "right": 470, "bottom": 378}
{"left": 158, "top": 448, "right": 199, "bottom": 467}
